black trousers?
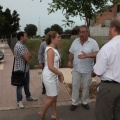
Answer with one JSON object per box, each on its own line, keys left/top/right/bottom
{"left": 42, "top": 63, "right": 46, "bottom": 91}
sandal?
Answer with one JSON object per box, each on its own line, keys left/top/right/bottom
{"left": 51, "top": 115, "right": 60, "bottom": 120}
{"left": 38, "top": 112, "right": 45, "bottom": 120}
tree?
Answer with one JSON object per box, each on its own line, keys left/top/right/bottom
{"left": 71, "top": 26, "right": 79, "bottom": 35}
{"left": 51, "top": 24, "right": 63, "bottom": 34}
{"left": 44, "top": 24, "right": 63, "bottom": 35}
{"left": 47, "top": 0, "right": 119, "bottom": 27}
{"left": 0, "top": 6, "right": 5, "bottom": 38}
{"left": 11, "top": 10, "right": 20, "bottom": 36}
{"left": 0, "top": 6, "right": 20, "bottom": 38}
{"left": 44, "top": 27, "right": 51, "bottom": 35}
{"left": 24, "top": 24, "right": 37, "bottom": 37}
{"left": 64, "top": 29, "right": 72, "bottom": 34}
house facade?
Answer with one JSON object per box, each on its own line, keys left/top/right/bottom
{"left": 90, "top": 3, "right": 120, "bottom": 27}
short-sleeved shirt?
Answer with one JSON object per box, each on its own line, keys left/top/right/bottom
{"left": 69, "top": 37, "right": 99, "bottom": 73}
{"left": 94, "top": 35, "right": 120, "bottom": 83}
{"left": 14, "top": 41, "right": 29, "bottom": 72}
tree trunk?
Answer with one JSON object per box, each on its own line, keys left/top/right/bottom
{"left": 85, "top": 17, "right": 90, "bottom": 37}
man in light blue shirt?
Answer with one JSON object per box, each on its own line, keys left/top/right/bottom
{"left": 68, "top": 25, "right": 99, "bottom": 111}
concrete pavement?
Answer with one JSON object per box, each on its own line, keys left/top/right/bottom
{"left": 0, "top": 42, "right": 97, "bottom": 120}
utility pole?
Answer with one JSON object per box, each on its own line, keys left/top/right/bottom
{"left": 39, "top": 17, "right": 41, "bottom": 37}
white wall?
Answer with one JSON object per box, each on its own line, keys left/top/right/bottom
{"left": 90, "top": 25, "right": 109, "bottom": 36}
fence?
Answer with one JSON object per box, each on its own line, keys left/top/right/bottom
{"left": 7, "top": 37, "right": 17, "bottom": 53}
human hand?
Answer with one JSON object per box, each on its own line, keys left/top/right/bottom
{"left": 91, "top": 71, "right": 96, "bottom": 77}
{"left": 39, "top": 63, "right": 43, "bottom": 69}
{"left": 78, "top": 51, "right": 88, "bottom": 59}
{"left": 58, "top": 73, "right": 64, "bottom": 83}
{"left": 68, "top": 61, "right": 73, "bottom": 68}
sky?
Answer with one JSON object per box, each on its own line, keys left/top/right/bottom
{"left": 0, "top": 0, "right": 84, "bottom": 36}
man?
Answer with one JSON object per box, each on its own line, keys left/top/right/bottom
{"left": 14, "top": 31, "right": 37, "bottom": 108}
{"left": 68, "top": 25, "right": 99, "bottom": 111}
{"left": 94, "top": 17, "right": 120, "bottom": 120}
{"left": 38, "top": 40, "right": 61, "bottom": 94}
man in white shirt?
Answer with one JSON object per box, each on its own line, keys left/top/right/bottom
{"left": 68, "top": 25, "right": 99, "bottom": 111}
{"left": 94, "top": 16, "right": 120, "bottom": 120}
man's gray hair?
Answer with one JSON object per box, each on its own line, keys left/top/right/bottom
{"left": 79, "top": 25, "right": 89, "bottom": 32}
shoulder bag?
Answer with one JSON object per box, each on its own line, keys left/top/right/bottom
{"left": 11, "top": 58, "right": 27, "bottom": 86}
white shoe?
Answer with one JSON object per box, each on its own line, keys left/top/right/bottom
{"left": 18, "top": 101, "right": 24, "bottom": 109}
{"left": 26, "top": 96, "right": 38, "bottom": 101}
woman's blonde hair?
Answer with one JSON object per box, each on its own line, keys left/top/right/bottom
{"left": 46, "top": 31, "right": 58, "bottom": 45}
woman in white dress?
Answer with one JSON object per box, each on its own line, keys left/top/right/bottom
{"left": 39, "top": 31, "right": 64, "bottom": 120}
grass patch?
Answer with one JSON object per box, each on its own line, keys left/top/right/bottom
{"left": 59, "top": 39, "right": 73, "bottom": 67}
{"left": 26, "top": 39, "right": 41, "bottom": 69}
{"left": 26, "top": 37, "right": 106, "bottom": 69}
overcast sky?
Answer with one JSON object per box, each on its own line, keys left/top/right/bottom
{"left": 0, "top": 0, "right": 84, "bottom": 36}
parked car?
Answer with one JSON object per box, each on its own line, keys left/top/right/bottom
{"left": 0, "top": 50, "right": 4, "bottom": 60}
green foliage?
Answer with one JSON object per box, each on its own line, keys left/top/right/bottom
{"left": 72, "top": 26, "right": 79, "bottom": 35}
{"left": 44, "top": 24, "right": 63, "bottom": 35}
{"left": 51, "top": 24, "right": 63, "bottom": 34}
{"left": 24, "top": 24, "right": 37, "bottom": 37}
{"left": 59, "top": 39, "right": 73, "bottom": 67}
{"left": 64, "top": 29, "right": 72, "bottom": 34}
{"left": 91, "top": 36, "right": 108, "bottom": 48}
{"left": 26, "top": 37, "right": 107, "bottom": 69}
{"left": 47, "top": 0, "right": 118, "bottom": 26}
{"left": 44, "top": 27, "right": 51, "bottom": 35}
{"left": 26, "top": 38, "right": 73, "bottom": 69}
{"left": 101, "top": 23, "right": 106, "bottom": 27}
{"left": 0, "top": 6, "right": 20, "bottom": 38}
{"left": 26, "top": 39, "right": 41, "bottom": 69}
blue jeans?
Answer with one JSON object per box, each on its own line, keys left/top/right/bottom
{"left": 16, "top": 71, "right": 31, "bottom": 102}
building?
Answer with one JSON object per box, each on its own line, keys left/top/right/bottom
{"left": 90, "top": 3, "right": 120, "bottom": 27}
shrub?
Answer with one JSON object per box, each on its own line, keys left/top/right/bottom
{"left": 26, "top": 37, "right": 106, "bottom": 69}
{"left": 59, "top": 39, "right": 73, "bottom": 67}
{"left": 26, "top": 39, "right": 41, "bottom": 69}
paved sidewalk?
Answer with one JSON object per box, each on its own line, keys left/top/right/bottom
{"left": 0, "top": 43, "right": 72, "bottom": 110}
{"left": 0, "top": 43, "right": 97, "bottom": 120}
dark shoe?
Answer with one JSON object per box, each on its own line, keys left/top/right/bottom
{"left": 70, "top": 105, "right": 78, "bottom": 111}
{"left": 42, "top": 90, "right": 46, "bottom": 94}
{"left": 81, "top": 103, "right": 89, "bottom": 110}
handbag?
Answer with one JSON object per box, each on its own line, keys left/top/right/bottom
{"left": 11, "top": 58, "right": 27, "bottom": 86}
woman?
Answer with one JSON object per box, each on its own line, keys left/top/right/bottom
{"left": 39, "top": 31, "right": 64, "bottom": 120}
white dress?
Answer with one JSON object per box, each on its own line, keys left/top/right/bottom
{"left": 42, "top": 46, "right": 60, "bottom": 96}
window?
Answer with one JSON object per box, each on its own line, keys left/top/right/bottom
{"left": 105, "top": 20, "right": 111, "bottom": 27}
